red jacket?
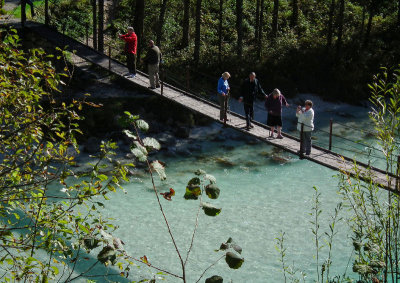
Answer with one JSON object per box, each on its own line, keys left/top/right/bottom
{"left": 119, "top": 32, "right": 137, "bottom": 54}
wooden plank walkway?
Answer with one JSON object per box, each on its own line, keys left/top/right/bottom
{"left": 18, "top": 21, "right": 398, "bottom": 191}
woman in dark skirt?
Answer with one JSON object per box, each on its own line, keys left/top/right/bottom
{"left": 265, "top": 88, "right": 289, "bottom": 138}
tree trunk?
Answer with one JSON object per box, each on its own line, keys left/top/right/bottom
{"left": 398, "top": 0, "right": 400, "bottom": 27}
{"left": 218, "top": 0, "right": 223, "bottom": 64}
{"left": 360, "top": 4, "right": 365, "bottom": 36}
{"left": 327, "top": 0, "right": 335, "bottom": 48}
{"left": 255, "top": 0, "right": 260, "bottom": 41}
{"left": 236, "top": 0, "right": 243, "bottom": 58}
{"left": 45, "top": 0, "right": 49, "bottom": 26}
{"left": 182, "top": 0, "right": 190, "bottom": 47}
{"left": 98, "top": 0, "right": 104, "bottom": 53}
{"left": 194, "top": 0, "right": 202, "bottom": 66}
{"left": 363, "top": 11, "right": 373, "bottom": 48}
{"left": 21, "top": 0, "right": 26, "bottom": 27}
{"left": 134, "top": 0, "right": 145, "bottom": 63}
{"left": 272, "top": 0, "right": 279, "bottom": 38}
{"left": 156, "top": 0, "right": 168, "bottom": 47}
{"left": 257, "top": 0, "right": 265, "bottom": 59}
{"left": 335, "top": 0, "right": 344, "bottom": 53}
{"left": 290, "top": 0, "right": 298, "bottom": 28}
{"left": 92, "top": 0, "right": 97, "bottom": 50}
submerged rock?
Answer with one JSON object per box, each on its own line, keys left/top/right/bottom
{"left": 215, "top": 157, "right": 236, "bottom": 167}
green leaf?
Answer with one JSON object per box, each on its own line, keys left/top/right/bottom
{"left": 136, "top": 119, "right": 149, "bottom": 132}
{"left": 225, "top": 252, "right": 244, "bottom": 269}
{"left": 143, "top": 137, "right": 161, "bottom": 151}
{"left": 123, "top": 130, "right": 137, "bottom": 140}
{"left": 184, "top": 177, "right": 201, "bottom": 200}
{"left": 97, "top": 246, "right": 117, "bottom": 265}
{"left": 83, "top": 237, "right": 100, "bottom": 250}
{"left": 205, "top": 184, "right": 220, "bottom": 199}
{"left": 204, "top": 174, "right": 217, "bottom": 184}
{"left": 202, "top": 202, "right": 222, "bottom": 216}
{"left": 151, "top": 160, "right": 166, "bottom": 180}
{"left": 205, "top": 275, "right": 223, "bottom": 283}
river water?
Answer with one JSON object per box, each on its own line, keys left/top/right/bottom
{"left": 71, "top": 94, "right": 384, "bottom": 282}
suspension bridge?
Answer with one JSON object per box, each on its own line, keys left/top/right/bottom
{"left": 1, "top": 6, "right": 399, "bottom": 191}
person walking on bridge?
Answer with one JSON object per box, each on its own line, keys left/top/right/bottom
{"left": 144, "top": 40, "right": 162, "bottom": 89}
{"left": 217, "top": 72, "right": 231, "bottom": 121}
{"left": 119, "top": 27, "right": 137, "bottom": 78}
{"left": 296, "top": 100, "right": 314, "bottom": 156}
{"left": 265, "top": 88, "right": 289, "bottom": 138}
{"left": 239, "top": 72, "right": 267, "bottom": 130}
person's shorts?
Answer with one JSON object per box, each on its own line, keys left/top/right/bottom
{"left": 267, "top": 114, "right": 282, "bottom": 127}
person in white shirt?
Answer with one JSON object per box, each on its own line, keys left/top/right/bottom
{"left": 296, "top": 100, "right": 314, "bottom": 156}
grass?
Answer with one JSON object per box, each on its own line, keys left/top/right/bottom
{"left": 10, "top": 0, "right": 44, "bottom": 18}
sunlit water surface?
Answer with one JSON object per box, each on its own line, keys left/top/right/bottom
{"left": 60, "top": 95, "right": 388, "bottom": 282}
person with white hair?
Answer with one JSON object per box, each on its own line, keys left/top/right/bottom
{"left": 296, "top": 100, "right": 314, "bottom": 156}
{"left": 265, "top": 88, "right": 289, "bottom": 138}
{"left": 217, "top": 72, "right": 231, "bottom": 121}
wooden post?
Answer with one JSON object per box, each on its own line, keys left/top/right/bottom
{"left": 396, "top": 155, "right": 400, "bottom": 191}
{"left": 98, "top": 0, "right": 104, "bottom": 53}
{"left": 92, "top": 0, "right": 97, "bottom": 50}
{"left": 299, "top": 123, "right": 304, "bottom": 157}
{"left": 86, "top": 23, "right": 89, "bottom": 46}
{"left": 161, "top": 67, "right": 165, "bottom": 96}
{"left": 108, "top": 45, "right": 111, "bottom": 71}
{"left": 186, "top": 65, "right": 190, "bottom": 90}
{"left": 223, "top": 91, "right": 230, "bottom": 127}
{"left": 45, "top": 0, "right": 49, "bottom": 26}
{"left": 329, "top": 118, "right": 333, "bottom": 151}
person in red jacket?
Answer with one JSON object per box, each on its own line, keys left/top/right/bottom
{"left": 119, "top": 27, "right": 137, "bottom": 78}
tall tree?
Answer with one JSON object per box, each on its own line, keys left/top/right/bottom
{"left": 327, "top": 0, "right": 335, "bottom": 47}
{"left": 45, "top": 0, "right": 49, "bottom": 26}
{"left": 182, "top": 0, "right": 190, "bottom": 47}
{"left": 194, "top": 0, "right": 202, "bottom": 66}
{"left": 398, "top": 0, "right": 400, "bottom": 27}
{"left": 255, "top": 0, "right": 260, "bottom": 41}
{"left": 92, "top": 0, "right": 97, "bottom": 50}
{"left": 236, "top": 0, "right": 243, "bottom": 58}
{"left": 156, "top": 0, "right": 168, "bottom": 47}
{"left": 290, "top": 0, "right": 299, "bottom": 28}
{"left": 257, "top": 0, "right": 265, "bottom": 59}
{"left": 272, "top": 0, "right": 279, "bottom": 38}
{"left": 21, "top": 0, "right": 26, "bottom": 27}
{"left": 335, "top": 0, "right": 345, "bottom": 53}
{"left": 98, "top": 0, "right": 104, "bottom": 53}
{"left": 218, "top": 0, "right": 223, "bottom": 64}
{"left": 360, "top": 3, "right": 366, "bottom": 36}
{"left": 134, "top": 0, "right": 145, "bottom": 63}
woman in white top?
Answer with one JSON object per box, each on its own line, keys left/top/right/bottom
{"left": 296, "top": 100, "right": 314, "bottom": 156}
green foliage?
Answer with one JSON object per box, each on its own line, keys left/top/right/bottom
{"left": 339, "top": 66, "right": 400, "bottom": 282}
{"left": 0, "top": 30, "right": 131, "bottom": 282}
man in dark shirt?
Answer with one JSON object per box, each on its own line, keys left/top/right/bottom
{"left": 144, "top": 40, "right": 162, "bottom": 89}
{"left": 239, "top": 72, "right": 267, "bottom": 130}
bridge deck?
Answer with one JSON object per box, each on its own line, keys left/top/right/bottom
{"left": 18, "top": 21, "right": 398, "bottom": 191}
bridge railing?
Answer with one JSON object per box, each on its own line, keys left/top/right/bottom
{"left": 26, "top": 1, "right": 400, "bottom": 176}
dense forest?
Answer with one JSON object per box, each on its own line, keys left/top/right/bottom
{"left": 44, "top": 0, "right": 400, "bottom": 102}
